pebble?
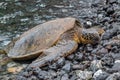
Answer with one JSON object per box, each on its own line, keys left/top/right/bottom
{"left": 57, "top": 57, "right": 65, "bottom": 68}
{"left": 106, "top": 72, "right": 120, "bottom": 80}
{"left": 72, "top": 64, "right": 84, "bottom": 70}
{"left": 83, "top": 21, "right": 92, "bottom": 28}
{"left": 101, "top": 54, "right": 114, "bottom": 67}
{"left": 37, "top": 71, "right": 48, "bottom": 79}
{"left": 97, "top": 48, "right": 108, "bottom": 54}
{"left": 93, "top": 69, "right": 109, "bottom": 80}
{"left": 76, "top": 70, "right": 93, "bottom": 80}
{"left": 62, "top": 63, "right": 71, "bottom": 72}
{"left": 75, "top": 52, "right": 83, "bottom": 61}
{"left": 28, "top": 76, "right": 38, "bottom": 80}
{"left": 16, "top": 76, "right": 27, "bottom": 80}
{"left": 93, "top": 69, "right": 103, "bottom": 78}
{"left": 109, "top": 0, "right": 117, "bottom": 4}
{"left": 49, "top": 63, "right": 57, "bottom": 70}
{"left": 115, "top": 60, "right": 120, "bottom": 63}
{"left": 107, "top": 6, "right": 115, "bottom": 15}
{"left": 61, "top": 74, "right": 69, "bottom": 80}
{"left": 109, "top": 60, "right": 120, "bottom": 72}
{"left": 118, "top": 0, "right": 120, "bottom": 3}
{"left": 66, "top": 54, "right": 74, "bottom": 60}
{"left": 49, "top": 70, "right": 57, "bottom": 78}
{"left": 7, "top": 62, "right": 18, "bottom": 68}
{"left": 90, "top": 60, "right": 103, "bottom": 72}
{"left": 32, "top": 67, "right": 41, "bottom": 75}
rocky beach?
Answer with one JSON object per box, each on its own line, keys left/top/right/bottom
{"left": 0, "top": 0, "right": 120, "bottom": 80}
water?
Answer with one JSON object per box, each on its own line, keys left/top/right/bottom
{"left": 0, "top": 0, "right": 72, "bottom": 48}
{"left": 0, "top": 0, "right": 96, "bottom": 48}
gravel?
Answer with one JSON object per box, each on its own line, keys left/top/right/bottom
{"left": 0, "top": 0, "right": 120, "bottom": 80}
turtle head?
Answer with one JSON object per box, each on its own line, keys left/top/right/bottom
{"left": 78, "top": 28, "right": 104, "bottom": 44}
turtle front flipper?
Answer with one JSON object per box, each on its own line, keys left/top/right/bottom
{"left": 28, "top": 40, "right": 78, "bottom": 68}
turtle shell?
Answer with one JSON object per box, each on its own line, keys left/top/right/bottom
{"left": 8, "top": 17, "right": 80, "bottom": 60}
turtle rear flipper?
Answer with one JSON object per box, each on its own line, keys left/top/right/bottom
{"left": 28, "top": 40, "right": 78, "bottom": 68}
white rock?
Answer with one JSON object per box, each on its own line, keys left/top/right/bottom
{"left": 115, "top": 60, "right": 120, "bottom": 63}
{"left": 86, "top": 21, "right": 92, "bottom": 26}
{"left": 76, "top": 70, "right": 93, "bottom": 80}
{"left": 93, "top": 69, "right": 103, "bottom": 79}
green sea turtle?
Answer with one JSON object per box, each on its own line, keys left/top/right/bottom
{"left": 6, "top": 17, "right": 104, "bottom": 68}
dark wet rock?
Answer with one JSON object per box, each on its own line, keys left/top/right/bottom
{"left": 76, "top": 70, "right": 93, "bottom": 80}
{"left": 106, "top": 72, "right": 120, "bottom": 80}
{"left": 111, "top": 46, "right": 119, "bottom": 53}
{"left": 32, "top": 67, "right": 41, "bottom": 75}
{"left": 93, "top": 69, "right": 109, "bottom": 80}
{"left": 57, "top": 70, "right": 66, "bottom": 78}
{"left": 101, "top": 17, "right": 110, "bottom": 22}
{"left": 101, "top": 54, "right": 114, "bottom": 67}
{"left": 69, "top": 71, "right": 78, "bottom": 80}
{"left": 90, "top": 60, "right": 102, "bottom": 72}
{"left": 107, "top": 6, "right": 115, "bottom": 15}
{"left": 62, "top": 63, "right": 71, "bottom": 72}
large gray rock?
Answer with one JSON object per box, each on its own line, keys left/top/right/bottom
{"left": 106, "top": 72, "right": 120, "bottom": 80}
{"left": 93, "top": 69, "right": 109, "bottom": 80}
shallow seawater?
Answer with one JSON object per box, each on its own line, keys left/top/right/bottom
{"left": 0, "top": 0, "right": 74, "bottom": 48}
{"left": 0, "top": 0, "right": 97, "bottom": 48}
